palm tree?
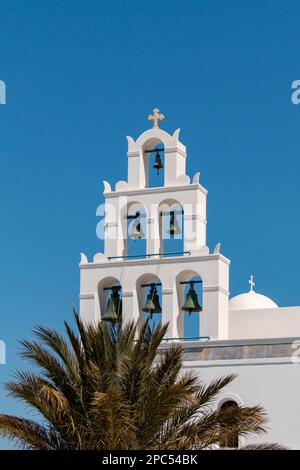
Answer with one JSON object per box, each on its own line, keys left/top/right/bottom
{"left": 0, "top": 313, "right": 281, "bottom": 450}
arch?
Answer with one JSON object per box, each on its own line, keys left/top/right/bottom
{"left": 133, "top": 128, "right": 180, "bottom": 150}
{"left": 158, "top": 199, "right": 184, "bottom": 256}
{"left": 98, "top": 276, "right": 122, "bottom": 321}
{"left": 121, "top": 201, "right": 147, "bottom": 258}
{"left": 219, "top": 400, "right": 240, "bottom": 449}
{"left": 136, "top": 273, "right": 162, "bottom": 329}
{"left": 175, "top": 270, "right": 203, "bottom": 340}
{"left": 218, "top": 393, "right": 243, "bottom": 409}
{"left": 142, "top": 139, "right": 165, "bottom": 188}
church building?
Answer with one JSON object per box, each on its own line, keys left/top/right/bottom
{"left": 79, "top": 110, "right": 300, "bottom": 449}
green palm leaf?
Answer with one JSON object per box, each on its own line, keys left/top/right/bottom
{"left": 0, "top": 312, "right": 281, "bottom": 450}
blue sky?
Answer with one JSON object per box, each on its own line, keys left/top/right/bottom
{"left": 0, "top": 0, "right": 300, "bottom": 449}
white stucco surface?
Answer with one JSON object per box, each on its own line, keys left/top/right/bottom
{"left": 229, "top": 307, "right": 300, "bottom": 339}
{"left": 186, "top": 360, "right": 300, "bottom": 449}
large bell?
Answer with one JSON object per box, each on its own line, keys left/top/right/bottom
{"left": 129, "top": 216, "right": 145, "bottom": 240}
{"left": 167, "top": 211, "right": 181, "bottom": 238}
{"left": 102, "top": 288, "right": 122, "bottom": 323}
{"left": 153, "top": 151, "right": 163, "bottom": 175}
{"left": 181, "top": 285, "right": 202, "bottom": 315}
{"left": 142, "top": 285, "right": 162, "bottom": 319}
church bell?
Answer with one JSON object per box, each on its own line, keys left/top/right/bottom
{"left": 181, "top": 285, "right": 202, "bottom": 315}
{"left": 102, "top": 287, "right": 122, "bottom": 323}
{"left": 167, "top": 211, "right": 181, "bottom": 238}
{"left": 129, "top": 216, "right": 145, "bottom": 240}
{"left": 153, "top": 150, "right": 163, "bottom": 175}
{"left": 142, "top": 284, "right": 162, "bottom": 319}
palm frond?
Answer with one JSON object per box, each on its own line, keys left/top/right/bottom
{"left": 240, "top": 443, "right": 287, "bottom": 450}
{"left": 0, "top": 415, "right": 60, "bottom": 450}
{"left": 0, "top": 311, "right": 281, "bottom": 450}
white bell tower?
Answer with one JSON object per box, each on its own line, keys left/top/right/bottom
{"left": 79, "top": 109, "right": 230, "bottom": 340}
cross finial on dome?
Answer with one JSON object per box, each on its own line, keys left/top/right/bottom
{"left": 148, "top": 108, "right": 165, "bottom": 128}
{"left": 249, "top": 274, "right": 255, "bottom": 292}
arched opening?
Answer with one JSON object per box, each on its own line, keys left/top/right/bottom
{"left": 219, "top": 400, "right": 239, "bottom": 449}
{"left": 143, "top": 141, "right": 165, "bottom": 188}
{"left": 136, "top": 273, "right": 162, "bottom": 330}
{"left": 159, "top": 200, "right": 184, "bottom": 257}
{"left": 125, "top": 202, "right": 147, "bottom": 259}
{"left": 98, "top": 277, "right": 122, "bottom": 323}
{"left": 176, "top": 271, "right": 202, "bottom": 340}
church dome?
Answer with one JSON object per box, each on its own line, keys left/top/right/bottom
{"left": 229, "top": 276, "right": 278, "bottom": 311}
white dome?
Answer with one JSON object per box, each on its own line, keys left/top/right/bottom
{"left": 229, "top": 290, "right": 278, "bottom": 311}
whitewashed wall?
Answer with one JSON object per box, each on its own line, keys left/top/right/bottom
{"left": 229, "top": 307, "right": 300, "bottom": 339}
{"left": 184, "top": 359, "right": 300, "bottom": 449}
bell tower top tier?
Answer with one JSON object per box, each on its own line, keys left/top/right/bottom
{"left": 111, "top": 109, "right": 193, "bottom": 191}
{"left": 126, "top": 127, "right": 187, "bottom": 189}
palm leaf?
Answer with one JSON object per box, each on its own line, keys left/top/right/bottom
{"left": 0, "top": 312, "right": 281, "bottom": 450}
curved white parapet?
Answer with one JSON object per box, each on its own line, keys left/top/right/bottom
{"left": 176, "top": 174, "right": 190, "bottom": 186}
{"left": 213, "top": 242, "right": 221, "bottom": 254}
{"left": 93, "top": 252, "right": 106, "bottom": 263}
{"left": 80, "top": 252, "right": 88, "bottom": 264}
{"left": 115, "top": 180, "right": 129, "bottom": 192}
{"left": 192, "top": 171, "right": 200, "bottom": 184}
{"left": 103, "top": 180, "right": 111, "bottom": 193}
{"left": 126, "top": 135, "right": 135, "bottom": 147}
{"left": 172, "top": 128, "right": 181, "bottom": 140}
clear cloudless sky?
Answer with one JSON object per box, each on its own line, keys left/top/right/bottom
{"left": 0, "top": 0, "right": 300, "bottom": 449}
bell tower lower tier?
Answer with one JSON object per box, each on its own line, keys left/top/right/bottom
{"left": 80, "top": 252, "right": 230, "bottom": 340}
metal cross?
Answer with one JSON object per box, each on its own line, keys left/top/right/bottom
{"left": 148, "top": 108, "right": 165, "bottom": 128}
{"left": 249, "top": 274, "right": 255, "bottom": 292}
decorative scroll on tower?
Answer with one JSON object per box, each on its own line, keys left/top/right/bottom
{"left": 79, "top": 110, "right": 230, "bottom": 340}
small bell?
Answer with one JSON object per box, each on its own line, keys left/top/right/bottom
{"left": 102, "top": 288, "right": 122, "bottom": 323}
{"left": 129, "top": 216, "right": 145, "bottom": 240}
{"left": 181, "top": 285, "right": 202, "bottom": 315}
{"left": 142, "top": 285, "right": 162, "bottom": 319}
{"left": 167, "top": 211, "right": 181, "bottom": 238}
{"left": 153, "top": 151, "right": 163, "bottom": 175}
